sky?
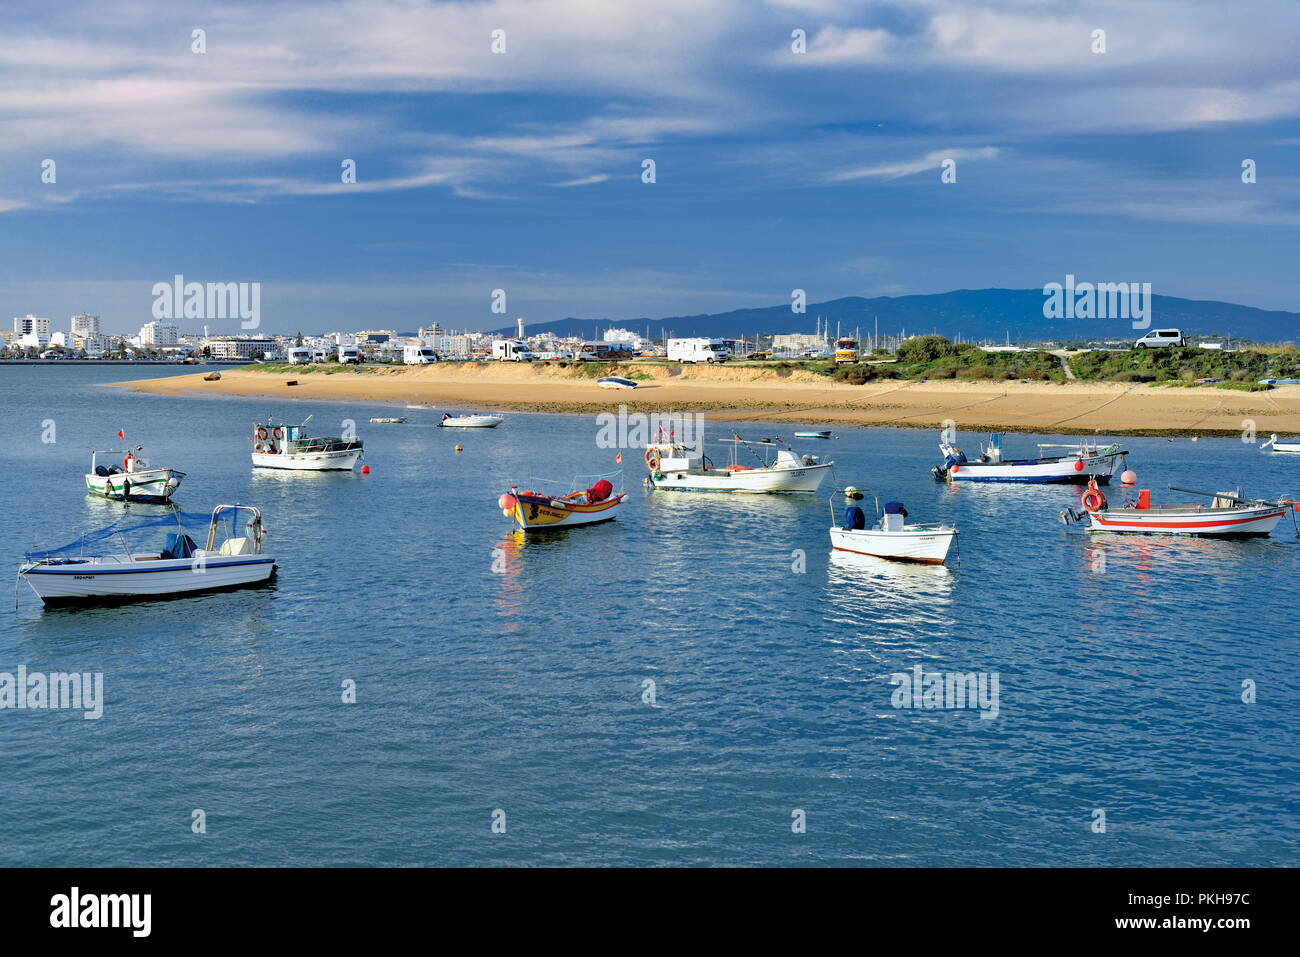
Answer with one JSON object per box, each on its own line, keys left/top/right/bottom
{"left": 1, "top": 0, "right": 1297, "bottom": 336}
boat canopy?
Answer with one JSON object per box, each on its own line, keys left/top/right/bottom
{"left": 23, "top": 510, "right": 212, "bottom": 562}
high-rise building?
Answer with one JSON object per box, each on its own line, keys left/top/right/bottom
{"left": 139, "top": 321, "right": 179, "bottom": 346}
{"left": 70, "top": 313, "right": 100, "bottom": 337}
{"left": 13, "top": 315, "right": 50, "bottom": 335}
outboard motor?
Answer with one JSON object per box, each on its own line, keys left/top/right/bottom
{"left": 843, "top": 505, "right": 867, "bottom": 530}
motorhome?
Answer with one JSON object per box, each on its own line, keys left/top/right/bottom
{"left": 338, "top": 346, "right": 361, "bottom": 364}
{"left": 312, "top": 348, "right": 329, "bottom": 363}
{"left": 492, "top": 339, "right": 535, "bottom": 362}
{"left": 834, "top": 337, "right": 860, "bottom": 364}
{"left": 403, "top": 344, "right": 439, "bottom": 365}
{"left": 667, "top": 338, "right": 729, "bottom": 364}
{"left": 287, "top": 347, "right": 313, "bottom": 365}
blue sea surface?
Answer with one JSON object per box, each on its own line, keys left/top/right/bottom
{"left": 1, "top": 365, "right": 1297, "bottom": 866}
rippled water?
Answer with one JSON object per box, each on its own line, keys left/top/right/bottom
{"left": 2, "top": 365, "right": 1297, "bottom": 866}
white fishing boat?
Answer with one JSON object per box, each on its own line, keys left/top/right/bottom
{"left": 933, "top": 431, "right": 1126, "bottom": 484}
{"left": 369, "top": 416, "right": 405, "bottom": 424}
{"left": 499, "top": 472, "right": 627, "bottom": 533}
{"left": 19, "top": 505, "right": 275, "bottom": 606}
{"left": 440, "top": 413, "right": 504, "bottom": 428}
{"left": 794, "top": 430, "right": 833, "bottom": 439}
{"left": 1262, "top": 434, "right": 1300, "bottom": 454}
{"left": 1061, "top": 478, "right": 1296, "bottom": 537}
{"left": 251, "top": 414, "right": 363, "bottom": 471}
{"left": 597, "top": 376, "right": 638, "bottom": 390}
{"left": 645, "top": 434, "right": 832, "bottom": 493}
{"left": 828, "top": 486, "right": 957, "bottom": 564}
{"left": 85, "top": 447, "right": 185, "bottom": 503}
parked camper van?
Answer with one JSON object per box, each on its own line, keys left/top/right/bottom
{"left": 1134, "top": 329, "right": 1185, "bottom": 349}
{"left": 338, "top": 346, "right": 361, "bottom": 364}
{"left": 668, "top": 338, "right": 729, "bottom": 364}
{"left": 312, "top": 348, "right": 329, "bottom": 363}
{"left": 492, "top": 339, "right": 535, "bottom": 362}
{"left": 403, "top": 344, "right": 439, "bottom": 365}
{"left": 287, "top": 347, "right": 313, "bottom": 365}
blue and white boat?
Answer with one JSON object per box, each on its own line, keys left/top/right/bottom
{"left": 932, "top": 431, "right": 1127, "bottom": 484}
{"left": 597, "top": 376, "right": 637, "bottom": 390}
{"left": 18, "top": 505, "right": 275, "bottom": 607}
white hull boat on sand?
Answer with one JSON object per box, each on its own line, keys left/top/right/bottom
{"left": 19, "top": 505, "right": 274, "bottom": 606}
{"left": 85, "top": 447, "right": 185, "bottom": 503}
{"left": 829, "top": 486, "right": 957, "bottom": 564}
{"left": 1061, "top": 478, "right": 1296, "bottom": 538}
{"left": 646, "top": 435, "right": 832, "bottom": 493}
{"left": 251, "top": 414, "right": 363, "bottom": 471}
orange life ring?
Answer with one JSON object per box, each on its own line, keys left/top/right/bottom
{"left": 646, "top": 452, "right": 660, "bottom": 471}
{"left": 1082, "top": 489, "right": 1106, "bottom": 511}
{"left": 272, "top": 427, "right": 284, "bottom": 440}
{"left": 256, "top": 427, "right": 269, "bottom": 440}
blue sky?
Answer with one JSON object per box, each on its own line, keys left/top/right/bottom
{"left": 1, "top": 0, "right": 1297, "bottom": 335}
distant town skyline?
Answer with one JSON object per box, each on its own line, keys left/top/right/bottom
{"left": 2, "top": 1, "right": 1298, "bottom": 334}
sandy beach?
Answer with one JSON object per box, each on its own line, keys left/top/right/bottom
{"left": 112, "top": 363, "right": 1300, "bottom": 436}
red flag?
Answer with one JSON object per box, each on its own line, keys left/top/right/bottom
{"left": 616, "top": 453, "right": 623, "bottom": 464}
{"left": 116, "top": 430, "right": 124, "bottom": 439}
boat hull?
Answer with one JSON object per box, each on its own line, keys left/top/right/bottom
{"left": 84, "top": 467, "right": 185, "bottom": 503}
{"left": 650, "top": 462, "right": 833, "bottom": 493}
{"left": 941, "top": 451, "right": 1122, "bottom": 484}
{"left": 21, "top": 555, "right": 276, "bottom": 605}
{"left": 829, "top": 526, "right": 957, "bottom": 564}
{"left": 252, "top": 448, "right": 362, "bottom": 470}
{"left": 440, "top": 416, "right": 503, "bottom": 428}
{"left": 1085, "top": 505, "right": 1287, "bottom": 537}
{"left": 512, "top": 492, "right": 626, "bottom": 532}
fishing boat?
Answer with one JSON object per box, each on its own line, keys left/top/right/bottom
{"left": 597, "top": 376, "right": 638, "bottom": 390}
{"left": 794, "top": 430, "right": 832, "bottom": 439}
{"left": 1061, "top": 478, "right": 1296, "bottom": 537}
{"left": 828, "top": 486, "right": 957, "bottom": 564}
{"left": 251, "top": 414, "right": 363, "bottom": 471}
{"left": 932, "top": 431, "right": 1126, "bottom": 484}
{"left": 1262, "top": 434, "right": 1300, "bottom": 454}
{"left": 440, "top": 413, "right": 504, "bottom": 428}
{"left": 18, "top": 505, "right": 275, "bottom": 607}
{"left": 499, "top": 472, "right": 627, "bottom": 533}
{"left": 85, "top": 447, "right": 185, "bottom": 503}
{"left": 369, "top": 416, "right": 405, "bottom": 424}
{"left": 645, "top": 434, "right": 833, "bottom": 493}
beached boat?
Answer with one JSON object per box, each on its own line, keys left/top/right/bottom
{"left": 251, "top": 415, "right": 363, "bottom": 471}
{"left": 440, "top": 413, "right": 504, "bottom": 428}
{"left": 645, "top": 435, "right": 833, "bottom": 493}
{"left": 85, "top": 447, "right": 185, "bottom": 503}
{"left": 794, "top": 430, "right": 833, "bottom": 439}
{"left": 499, "top": 473, "right": 627, "bottom": 533}
{"left": 19, "top": 505, "right": 275, "bottom": 606}
{"left": 932, "top": 431, "right": 1126, "bottom": 484}
{"left": 828, "top": 486, "right": 957, "bottom": 564}
{"left": 1061, "top": 478, "right": 1295, "bottom": 537}
{"left": 597, "top": 376, "right": 638, "bottom": 390}
{"left": 203, "top": 371, "right": 221, "bottom": 381}
{"left": 1263, "top": 434, "right": 1300, "bottom": 454}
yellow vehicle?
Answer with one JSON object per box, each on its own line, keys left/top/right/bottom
{"left": 834, "top": 337, "right": 860, "bottom": 363}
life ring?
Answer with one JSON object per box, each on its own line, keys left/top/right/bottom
{"left": 254, "top": 442, "right": 265, "bottom": 453}
{"left": 256, "top": 427, "right": 269, "bottom": 440}
{"left": 1082, "top": 489, "right": 1106, "bottom": 511}
{"left": 272, "top": 427, "right": 284, "bottom": 440}
{"left": 646, "top": 452, "right": 660, "bottom": 471}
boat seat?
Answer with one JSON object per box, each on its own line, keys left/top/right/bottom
{"left": 219, "top": 536, "right": 253, "bottom": 556}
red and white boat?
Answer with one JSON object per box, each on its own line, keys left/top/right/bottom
{"left": 1066, "top": 478, "right": 1296, "bottom": 537}
{"left": 499, "top": 473, "right": 627, "bottom": 533}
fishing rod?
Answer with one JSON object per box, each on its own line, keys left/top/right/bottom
{"left": 1167, "top": 485, "right": 1272, "bottom": 506}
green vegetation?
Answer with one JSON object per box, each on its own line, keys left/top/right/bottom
{"left": 1066, "top": 345, "right": 1299, "bottom": 385}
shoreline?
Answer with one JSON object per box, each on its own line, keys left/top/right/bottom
{"left": 108, "top": 364, "right": 1300, "bottom": 437}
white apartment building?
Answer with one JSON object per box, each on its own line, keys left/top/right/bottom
{"left": 13, "top": 315, "right": 50, "bottom": 336}
{"left": 140, "top": 321, "right": 180, "bottom": 346}
{"left": 204, "top": 337, "right": 278, "bottom": 359}
{"left": 70, "top": 313, "right": 100, "bottom": 337}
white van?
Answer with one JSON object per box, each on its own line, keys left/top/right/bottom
{"left": 287, "top": 347, "right": 313, "bottom": 365}
{"left": 668, "top": 338, "right": 729, "bottom": 364}
{"left": 312, "top": 349, "right": 329, "bottom": 363}
{"left": 492, "top": 339, "right": 535, "bottom": 362}
{"left": 338, "top": 346, "right": 361, "bottom": 364}
{"left": 403, "top": 344, "right": 439, "bottom": 365}
{"left": 1134, "top": 329, "right": 1185, "bottom": 349}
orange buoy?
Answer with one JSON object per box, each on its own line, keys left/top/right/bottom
{"left": 361, "top": 465, "right": 370, "bottom": 475}
{"left": 1120, "top": 470, "right": 1137, "bottom": 485}
{"left": 455, "top": 444, "right": 463, "bottom": 452}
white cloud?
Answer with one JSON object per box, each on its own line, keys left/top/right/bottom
{"left": 828, "top": 147, "right": 1000, "bottom": 182}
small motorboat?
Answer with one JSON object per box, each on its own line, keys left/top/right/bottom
{"left": 85, "top": 447, "right": 185, "bottom": 503}
{"left": 499, "top": 473, "right": 627, "bottom": 533}
{"left": 597, "top": 376, "right": 638, "bottom": 390}
{"left": 828, "top": 486, "right": 957, "bottom": 564}
{"left": 440, "top": 413, "right": 504, "bottom": 428}
{"left": 369, "top": 417, "right": 406, "bottom": 424}
{"left": 645, "top": 434, "right": 832, "bottom": 493}
{"left": 203, "top": 371, "right": 222, "bottom": 381}
{"left": 19, "top": 505, "right": 275, "bottom": 606}
{"left": 1262, "top": 434, "right": 1300, "bottom": 454}
{"left": 1061, "top": 478, "right": 1296, "bottom": 537}
{"left": 251, "top": 414, "right": 363, "bottom": 471}
{"left": 933, "top": 430, "right": 1127, "bottom": 484}
{"left": 794, "top": 430, "right": 833, "bottom": 439}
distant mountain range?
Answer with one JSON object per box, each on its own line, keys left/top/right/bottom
{"left": 491, "top": 289, "right": 1300, "bottom": 344}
